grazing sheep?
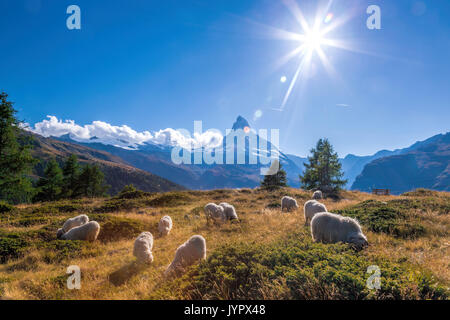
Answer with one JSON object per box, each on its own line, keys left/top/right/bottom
{"left": 133, "top": 232, "right": 154, "bottom": 264}
{"left": 311, "top": 212, "right": 368, "bottom": 250}
{"left": 219, "top": 202, "right": 239, "bottom": 221}
{"left": 281, "top": 196, "right": 299, "bottom": 212}
{"left": 312, "top": 190, "right": 323, "bottom": 200}
{"left": 61, "top": 214, "right": 89, "bottom": 233}
{"left": 56, "top": 228, "right": 65, "bottom": 239}
{"left": 204, "top": 203, "right": 226, "bottom": 223}
{"left": 60, "top": 221, "right": 100, "bottom": 241}
{"left": 158, "top": 216, "right": 173, "bottom": 236}
{"left": 303, "top": 200, "right": 327, "bottom": 226}
{"left": 165, "top": 235, "right": 206, "bottom": 277}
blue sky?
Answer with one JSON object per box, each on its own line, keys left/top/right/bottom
{"left": 1, "top": 0, "right": 449, "bottom": 157}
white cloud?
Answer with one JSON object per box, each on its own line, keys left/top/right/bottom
{"left": 336, "top": 103, "right": 351, "bottom": 107}
{"left": 28, "top": 116, "right": 223, "bottom": 150}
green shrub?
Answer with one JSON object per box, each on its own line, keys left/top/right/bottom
{"left": 96, "top": 216, "right": 150, "bottom": 242}
{"left": 182, "top": 233, "right": 448, "bottom": 300}
{"left": 114, "top": 185, "right": 152, "bottom": 200}
{"left": 190, "top": 206, "right": 203, "bottom": 216}
{"left": 147, "top": 192, "right": 193, "bottom": 207}
{"left": 266, "top": 202, "right": 281, "bottom": 209}
{"left": 38, "top": 240, "right": 101, "bottom": 263}
{"left": 0, "top": 201, "right": 13, "bottom": 213}
{"left": 94, "top": 199, "right": 141, "bottom": 213}
{"left": 0, "top": 236, "right": 29, "bottom": 263}
{"left": 402, "top": 189, "right": 439, "bottom": 197}
{"left": 335, "top": 200, "right": 427, "bottom": 239}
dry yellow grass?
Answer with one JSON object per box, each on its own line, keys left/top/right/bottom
{"left": 0, "top": 188, "right": 448, "bottom": 300}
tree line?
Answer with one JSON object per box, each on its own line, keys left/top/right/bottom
{"left": 0, "top": 92, "right": 108, "bottom": 204}
{"left": 33, "top": 155, "right": 109, "bottom": 202}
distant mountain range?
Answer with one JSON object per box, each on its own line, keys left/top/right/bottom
{"left": 27, "top": 132, "right": 184, "bottom": 194}
{"left": 352, "top": 132, "right": 450, "bottom": 194}
{"left": 29, "top": 116, "right": 449, "bottom": 194}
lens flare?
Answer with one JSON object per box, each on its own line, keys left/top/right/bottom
{"left": 324, "top": 12, "right": 333, "bottom": 24}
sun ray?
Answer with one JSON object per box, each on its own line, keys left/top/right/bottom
{"left": 282, "top": 0, "right": 311, "bottom": 34}
{"left": 280, "top": 47, "right": 311, "bottom": 110}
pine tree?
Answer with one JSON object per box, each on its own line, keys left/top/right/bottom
{"left": 0, "top": 92, "right": 35, "bottom": 204}
{"left": 62, "top": 154, "right": 80, "bottom": 198}
{"left": 260, "top": 160, "right": 288, "bottom": 190}
{"left": 77, "top": 164, "right": 109, "bottom": 198}
{"left": 299, "top": 138, "right": 347, "bottom": 196}
{"left": 34, "top": 159, "right": 64, "bottom": 202}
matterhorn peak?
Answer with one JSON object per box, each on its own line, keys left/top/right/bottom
{"left": 231, "top": 115, "right": 250, "bottom": 131}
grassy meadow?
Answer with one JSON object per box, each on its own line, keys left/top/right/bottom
{"left": 0, "top": 188, "right": 449, "bottom": 300}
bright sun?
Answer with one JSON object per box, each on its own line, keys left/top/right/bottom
{"left": 267, "top": 0, "right": 358, "bottom": 110}
{"left": 303, "top": 29, "right": 324, "bottom": 51}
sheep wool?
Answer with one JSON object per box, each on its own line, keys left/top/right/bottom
{"left": 61, "top": 221, "right": 100, "bottom": 241}
{"left": 281, "top": 196, "right": 299, "bottom": 212}
{"left": 166, "top": 235, "right": 206, "bottom": 276}
{"left": 312, "top": 190, "right": 323, "bottom": 200}
{"left": 311, "top": 212, "right": 368, "bottom": 250}
{"left": 219, "top": 202, "right": 238, "bottom": 221}
{"left": 204, "top": 203, "right": 226, "bottom": 223}
{"left": 303, "top": 200, "right": 327, "bottom": 226}
{"left": 133, "top": 232, "right": 154, "bottom": 264}
{"left": 62, "top": 214, "right": 89, "bottom": 233}
{"left": 158, "top": 216, "right": 173, "bottom": 236}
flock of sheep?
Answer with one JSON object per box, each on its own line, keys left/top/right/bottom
{"left": 54, "top": 193, "right": 368, "bottom": 279}
{"left": 281, "top": 191, "right": 368, "bottom": 250}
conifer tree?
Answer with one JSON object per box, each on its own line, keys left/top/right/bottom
{"left": 77, "top": 164, "right": 109, "bottom": 198}
{"left": 34, "top": 159, "right": 63, "bottom": 202}
{"left": 0, "top": 92, "right": 35, "bottom": 204}
{"left": 62, "top": 154, "right": 80, "bottom": 198}
{"left": 260, "top": 160, "right": 288, "bottom": 190}
{"left": 300, "top": 138, "right": 347, "bottom": 196}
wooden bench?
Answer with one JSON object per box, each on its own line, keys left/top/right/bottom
{"left": 372, "top": 188, "right": 390, "bottom": 195}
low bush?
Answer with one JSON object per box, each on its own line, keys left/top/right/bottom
{"left": 335, "top": 200, "right": 427, "bottom": 239}
{"left": 0, "top": 201, "right": 13, "bottom": 213}
{"left": 147, "top": 192, "right": 193, "bottom": 207}
{"left": 0, "top": 236, "right": 29, "bottom": 263}
{"left": 38, "top": 240, "right": 102, "bottom": 263}
{"left": 181, "top": 233, "right": 448, "bottom": 300}
{"left": 96, "top": 216, "right": 151, "bottom": 242}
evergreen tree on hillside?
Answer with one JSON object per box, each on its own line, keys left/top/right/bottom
{"left": 0, "top": 92, "right": 35, "bottom": 204}
{"left": 62, "top": 154, "right": 80, "bottom": 198}
{"left": 76, "top": 164, "right": 109, "bottom": 198}
{"left": 260, "top": 160, "right": 288, "bottom": 190}
{"left": 34, "top": 159, "right": 63, "bottom": 202}
{"left": 300, "top": 138, "right": 347, "bottom": 196}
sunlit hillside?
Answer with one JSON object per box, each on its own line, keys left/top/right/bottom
{"left": 0, "top": 188, "right": 448, "bottom": 300}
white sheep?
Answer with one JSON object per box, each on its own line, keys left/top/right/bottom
{"left": 281, "top": 196, "right": 299, "bottom": 212}
{"left": 312, "top": 190, "right": 323, "bottom": 200}
{"left": 60, "top": 221, "right": 100, "bottom": 241}
{"left": 310, "top": 212, "right": 368, "bottom": 250}
{"left": 303, "top": 200, "right": 327, "bottom": 226}
{"left": 158, "top": 216, "right": 173, "bottom": 236}
{"left": 219, "top": 202, "right": 239, "bottom": 221}
{"left": 165, "top": 235, "right": 206, "bottom": 277}
{"left": 204, "top": 203, "right": 226, "bottom": 224}
{"left": 133, "top": 232, "right": 154, "bottom": 264}
{"left": 57, "top": 214, "right": 89, "bottom": 238}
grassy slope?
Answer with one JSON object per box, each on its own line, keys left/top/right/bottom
{"left": 0, "top": 188, "right": 448, "bottom": 300}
